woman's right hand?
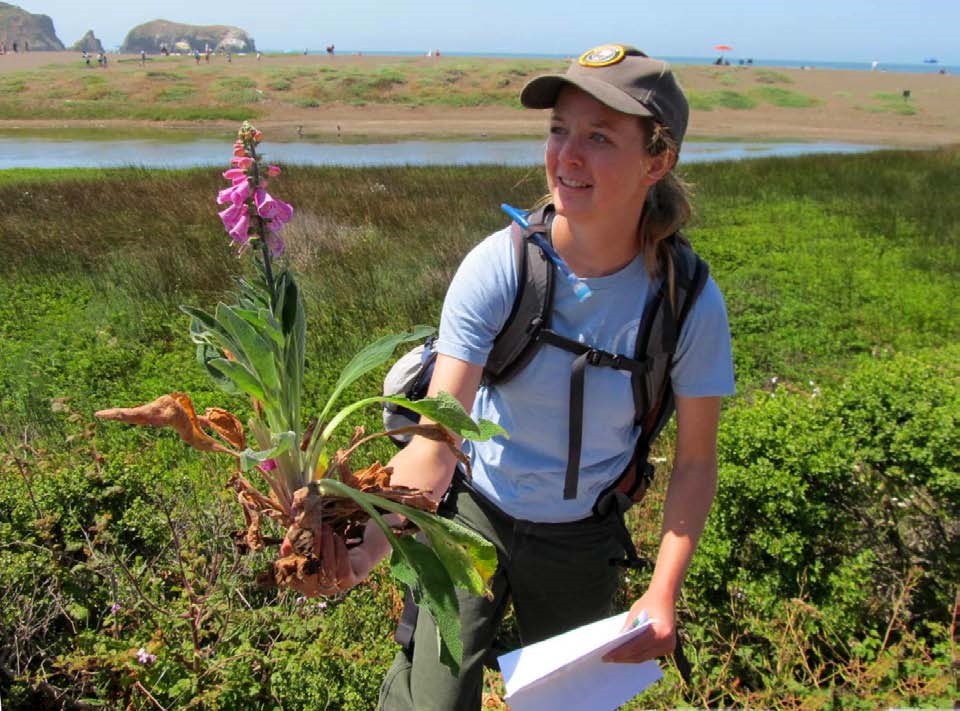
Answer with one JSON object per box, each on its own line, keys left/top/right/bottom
{"left": 278, "top": 523, "right": 367, "bottom": 597}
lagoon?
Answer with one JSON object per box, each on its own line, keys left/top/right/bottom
{"left": 0, "top": 137, "right": 884, "bottom": 169}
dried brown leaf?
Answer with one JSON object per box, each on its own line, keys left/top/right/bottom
{"left": 200, "top": 407, "right": 246, "bottom": 450}
{"left": 95, "top": 393, "right": 238, "bottom": 456}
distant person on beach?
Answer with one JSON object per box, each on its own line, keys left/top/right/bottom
{"left": 140, "top": 49, "right": 146, "bottom": 66}
{"left": 281, "top": 43, "right": 734, "bottom": 710}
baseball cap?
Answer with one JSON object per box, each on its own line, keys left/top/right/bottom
{"left": 520, "top": 44, "right": 689, "bottom": 149}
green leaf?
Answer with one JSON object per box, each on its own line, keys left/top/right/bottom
{"left": 398, "top": 506, "right": 498, "bottom": 598}
{"left": 216, "top": 303, "right": 280, "bottom": 389}
{"left": 382, "top": 392, "right": 507, "bottom": 442}
{"left": 207, "top": 358, "right": 269, "bottom": 405}
{"left": 389, "top": 537, "right": 463, "bottom": 675}
{"left": 196, "top": 343, "right": 238, "bottom": 394}
{"left": 315, "top": 480, "right": 495, "bottom": 599}
{"left": 232, "top": 306, "right": 285, "bottom": 349}
{"left": 317, "top": 326, "right": 435, "bottom": 425}
{"left": 277, "top": 271, "right": 306, "bottom": 435}
{"left": 315, "top": 478, "right": 498, "bottom": 674}
{"left": 182, "top": 305, "right": 234, "bottom": 350}
{"left": 239, "top": 431, "right": 296, "bottom": 472}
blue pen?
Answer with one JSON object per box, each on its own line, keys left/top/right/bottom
{"left": 501, "top": 203, "right": 592, "bottom": 302}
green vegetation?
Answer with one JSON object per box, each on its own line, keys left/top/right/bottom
{"left": 864, "top": 91, "right": 918, "bottom": 115}
{"left": 1, "top": 149, "right": 957, "bottom": 708}
{"left": 754, "top": 69, "right": 794, "bottom": 84}
{"left": 688, "top": 89, "right": 758, "bottom": 111}
{"left": 750, "top": 86, "right": 821, "bottom": 108}
{"left": 0, "top": 56, "right": 567, "bottom": 122}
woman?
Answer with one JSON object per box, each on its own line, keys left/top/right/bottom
{"left": 284, "top": 44, "right": 735, "bottom": 710}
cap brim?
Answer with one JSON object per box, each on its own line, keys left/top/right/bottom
{"left": 520, "top": 75, "right": 655, "bottom": 119}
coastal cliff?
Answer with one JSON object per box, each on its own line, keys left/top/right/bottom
{"left": 0, "top": 2, "right": 65, "bottom": 50}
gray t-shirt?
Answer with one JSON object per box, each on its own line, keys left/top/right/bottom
{"left": 436, "top": 226, "right": 735, "bottom": 522}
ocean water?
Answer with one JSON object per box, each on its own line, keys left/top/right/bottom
{"left": 278, "top": 49, "right": 957, "bottom": 75}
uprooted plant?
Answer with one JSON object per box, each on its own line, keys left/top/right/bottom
{"left": 95, "top": 121, "right": 502, "bottom": 673}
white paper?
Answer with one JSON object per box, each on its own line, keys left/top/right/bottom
{"left": 497, "top": 611, "right": 663, "bottom": 711}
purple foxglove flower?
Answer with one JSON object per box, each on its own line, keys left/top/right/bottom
{"left": 231, "top": 156, "right": 254, "bottom": 169}
{"left": 222, "top": 168, "right": 248, "bottom": 181}
{"left": 218, "top": 202, "right": 246, "bottom": 231}
{"left": 254, "top": 189, "right": 293, "bottom": 223}
{"left": 228, "top": 212, "right": 250, "bottom": 245}
{"left": 266, "top": 233, "right": 285, "bottom": 257}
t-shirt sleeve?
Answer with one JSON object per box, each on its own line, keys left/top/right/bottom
{"left": 671, "top": 275, "right": 736, "bottom": 397}
{"left": 435, "top": 227, "right": 517, "bottom": 366}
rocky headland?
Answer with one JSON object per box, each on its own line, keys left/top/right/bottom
{"left": 0, "top": 2, "right": 64, "bottom": 50}
{"left": 69, "top": 30, "right": 103, "bottom": 54}
{"left": 120, "top": 19, "right": 255, "bottom": 54}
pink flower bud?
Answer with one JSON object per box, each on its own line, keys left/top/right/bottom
{"left": 231, "top": 156, "right": 254, "bottom": 169}
{"left": 267, "top": 165, "right": 281, "bottom": 177}
{"left": 253, "top": 130, "right": 263, "bottom": 142}
{"left": 222, "top": 168, "right": 248, "bottom": 181}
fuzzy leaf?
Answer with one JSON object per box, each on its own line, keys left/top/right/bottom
{"left": 215, "top": 303, "right": 281, "bottom": 398}
{"left": 318, "top": 326, "right": 435, "bottom": 424}
{"left": 208, "top": 358, "right": 270, "bottom": 405}
{"left": 382, "top": 392, "right": 507, "bottom": 442}
{"left": 240, "top": 431, "right": 295, "bottom": 472}
{"left": 389, "top": 537, "right": 463, "bottom": 675}
{"left": 315, "top": 478, "right": 498, "bottom": 674}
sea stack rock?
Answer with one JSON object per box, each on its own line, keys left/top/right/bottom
{"left": 70, "top": 30, "right": 104, "bottom": 53}
{"left": 120, "top": 19, "right": 255, "bottom": 54}
{"left": 0, "top": 2, "right": 66, "bottom": 50}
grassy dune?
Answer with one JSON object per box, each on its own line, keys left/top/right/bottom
{"left": 3, "top": 52, "right": 946, "bottom": 142}
{"left": 0, "top": 149, "right": 957, "bottom": 708}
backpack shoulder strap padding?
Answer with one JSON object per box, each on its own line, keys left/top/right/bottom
{"left": 483, "top": 205, "right": 555, "bottom": 383}
{"left": 595, "top": 235, "right": 710, "bottom": 514}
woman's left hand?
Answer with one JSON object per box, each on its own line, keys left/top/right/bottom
{"left": 601, "top": 592, "right": 676, "bottom": 663}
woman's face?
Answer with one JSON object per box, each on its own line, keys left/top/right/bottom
{"left": 545, "top": 86, "right": 666, "bottom": 225}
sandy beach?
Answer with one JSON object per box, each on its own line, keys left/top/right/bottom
{"left": 1, "top": 51, "right": 957, "bottom": 147}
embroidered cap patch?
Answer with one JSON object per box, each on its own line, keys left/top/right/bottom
{"left": 578, "top": 44, "right": 627, "bottom": 68}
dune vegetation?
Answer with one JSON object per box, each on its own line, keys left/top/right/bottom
{"left": 0, "top": 148, "right": 957, "bottom": 708}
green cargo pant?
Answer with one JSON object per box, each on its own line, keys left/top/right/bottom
{"left": 377, "top": 473, "right": 625, "bottom": 711}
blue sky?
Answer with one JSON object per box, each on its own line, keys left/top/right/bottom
{"left": 19, "top": 0, "right": 960, "bottom": 64}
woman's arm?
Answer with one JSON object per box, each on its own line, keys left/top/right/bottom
{"left": 603, "top": 394, "right": 722, "bottom": 662}
{"left": 281, "top": 353, "right": 485, "bottom": 596}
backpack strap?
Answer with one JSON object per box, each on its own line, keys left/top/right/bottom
{"left": 536, "top": 329, "right": 647, "bottom": 500}
{"left": 593, "top": 234, "right": 710, "bottom": 520}
{"left": 483, "top": 205, "right": 555, "bottom": 384}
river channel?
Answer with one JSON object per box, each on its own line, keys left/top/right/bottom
{"left": 0, "top": 137, "right": 884, "bottom": 169}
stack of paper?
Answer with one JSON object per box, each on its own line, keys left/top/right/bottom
{"left": 497, "top": 611, "right": 662, "bottom": 711}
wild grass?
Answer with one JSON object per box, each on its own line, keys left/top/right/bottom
{"left": 0, "top": 55, "right": 568, "bottom": 122}
{"left": 0, "top": 149, "right": 957, "bottom": 708}
{"left": 864, "top": 91, "right": 918, "bottom": 115}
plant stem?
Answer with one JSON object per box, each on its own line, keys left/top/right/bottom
{"left": 247, "top": 141, "right": 276, "bottom": 301}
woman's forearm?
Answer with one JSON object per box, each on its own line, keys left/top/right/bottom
{"left": 647, "top": 459, "right": 718, "bottom": 603}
